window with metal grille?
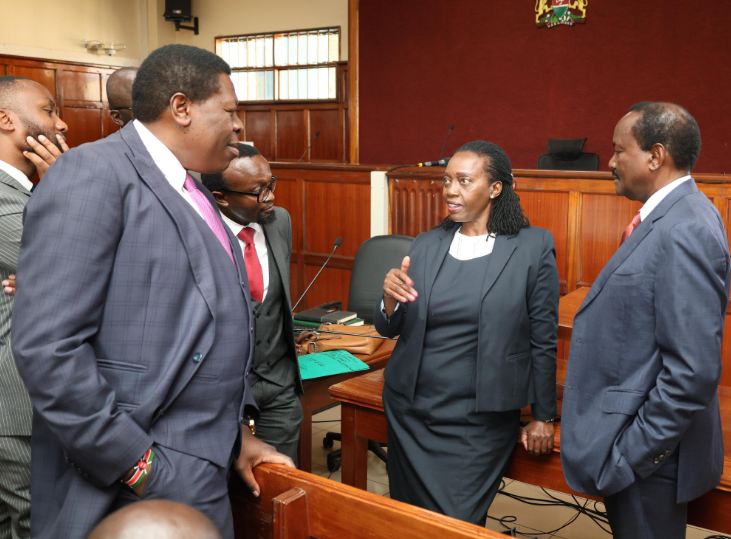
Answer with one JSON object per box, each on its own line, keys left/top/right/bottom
{"left": 215, "top": 27, "right": 340, "bottom": 102}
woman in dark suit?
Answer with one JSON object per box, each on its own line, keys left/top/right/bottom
{"left": 374, "top": 140, "right": 559, "bottom": 526}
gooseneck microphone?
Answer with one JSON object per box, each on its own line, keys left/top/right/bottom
{"left": 439, "top": 124, "right": 455, "bottom": 160}
{"left": 298, "top": 131, "right": 321, "bottom": 162}
{"left": 292, "top": 237, "right": 342, "bottom": 312}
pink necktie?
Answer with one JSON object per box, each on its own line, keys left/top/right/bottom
{"left": 236, "top": 228, "right": 264, "bottom": 303}
{"left": 620, "top": 212, "right": 642, "bottom": 245}
{"left": 183, "top": 174, "right": 234, "bottom": 262}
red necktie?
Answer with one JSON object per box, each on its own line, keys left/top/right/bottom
{"left": 237, "top": 227, "right": 264, "bottom": 302}
{"left": 620, "top": 212, "right": 642, "bottom": 245}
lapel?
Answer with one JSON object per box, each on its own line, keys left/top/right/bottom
{"left": 577, "top": 178, "right": 698, "bottom": 315}
{"left": 262, "top": 215, "right": 291, "bottom": 307}
{"left": 0, "top": 169, "right": 32, "bottom": 197}
{"left": 480, "top": 233, "right": 518, "bottom": 300}
{"left": 119, "top": 124, "right": 221, "bottom": 319}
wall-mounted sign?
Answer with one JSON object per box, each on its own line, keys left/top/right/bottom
{"left": 536, "top": 0, "right": 588, "bottom": 27}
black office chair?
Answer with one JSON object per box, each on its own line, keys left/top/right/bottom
{"left": 537, "top": 137, "right": 599, "bottom": 171}
{"left": 321, "top": 234, "right": 414, "bottom": 471}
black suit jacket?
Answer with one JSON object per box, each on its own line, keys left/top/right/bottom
{"left": 374, "top": 225, "right": 560, "bottom": 419}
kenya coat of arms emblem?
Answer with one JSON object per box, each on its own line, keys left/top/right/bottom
{"left": 536, "top": 0, "right": 588, "bottom": 27}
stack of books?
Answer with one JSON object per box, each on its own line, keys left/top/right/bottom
{"left": 293, "top": 307, "right": 364, "bottom": 328}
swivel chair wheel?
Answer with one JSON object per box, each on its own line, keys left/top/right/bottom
{"left": 322, "top": 436, "right": 334, "bottom": 449}
{"left": 327, "top": 452, "right": 342, "bottom": 473}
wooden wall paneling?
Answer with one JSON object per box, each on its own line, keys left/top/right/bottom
{"left": 12, "top": 66, "right": 56, "bottom": 98}
{"left": 61, "top": 107, "right": 104, "bottom": 148}
{"left": 516, "top": 190, "right": 570, "bottom": 293}
{"left": 276, "top": 109, "right": 306, "bottom": 161}
{"left": 59, "top": 70, "right": 102, "bottom": 102}
{"left": 0, "top": 64, "right": 7, "bottom": 76}
{"left": 577, "top": 194, "right": 641, "bottom": 287}
{"left": 103, "top": 108, "right": 120, "bottom": 138}
{"left": 309, "top": 108, "right": 342, "bottom": 162}
{"left": 303, "top": 265, "right": 353, "bottom": 311}
{"left": 565, "top": 191, "right": 582, "bottom": 293}
{"left": 389, "top": 174, "right": 445, "bottom": 237}
{"left": 721, "top": 316, "right": 731, "bottom": 387}
{"left": 348, "top": 0, "right": 359, "bottom": 163}
{"left": 244, "top": 110, "right": 275, "bottom": 160}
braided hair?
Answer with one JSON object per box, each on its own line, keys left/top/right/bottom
{"left": 438, "top": 140, "right": 530, "bottom": 235}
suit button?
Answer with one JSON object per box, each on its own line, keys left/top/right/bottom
{"left": 658, "top": 454, "right": 666, "bottom": 461}
{"left": 192, "top": 353, "right": 202, "bottom": 363}
{"left": 653, "top": 458, "right": 660, "bottom": 464}
{"left": 250, "top": 327, "right": 254, "bottom": 332}
{"left": 268, "top": 338, "right": 272, "bottom": 343}
{"left": 267, "top": 310, "right": 271, "bottom": 316}
{"left": 256, "top": 313, "right": 260, "bottom": 319}
{"left": 665, "top": 450, "right": 671, "bottom": 457}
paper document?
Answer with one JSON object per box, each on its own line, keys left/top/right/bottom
{"left": 298, "top": 350, "right": 370, "bottom": 380}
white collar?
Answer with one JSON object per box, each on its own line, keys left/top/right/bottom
{"left": 0, "top": 159, "right": 33, "bottom": 192}
{"left": 133, "top": 120, "right": 187, "bottom": 190}
{"left": 639, "top": 175, "right": 692, "bottom": 221}
{"left": 221, "top": 213, "right": 262, "bottom": 237}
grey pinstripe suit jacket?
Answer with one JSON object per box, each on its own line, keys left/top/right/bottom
{"left": 0, "top": 169, "right": 32, "bottom": 436}
{"left": 11, "top": 124, "right": 258, "bottom": 538}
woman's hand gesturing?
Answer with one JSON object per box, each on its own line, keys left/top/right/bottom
{"left": 382, "top": 256, "right": 418, "bottom": 316}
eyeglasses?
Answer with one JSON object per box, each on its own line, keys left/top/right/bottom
{"left": 222, "top": 177, "right": 277, "bottom": 203}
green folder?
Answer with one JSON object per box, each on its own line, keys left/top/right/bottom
{"left": 298, "top": 350, "right": 370, "bottom": 380}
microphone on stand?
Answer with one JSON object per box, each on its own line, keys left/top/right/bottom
{"left": 418, "top": 158, "right": 451, "bottom": 167}
{"left": 298, "top": 131, "right": 321, "bottom": 162}
{"left": 292, "top": 237, "right": 342, "bottom": 312}
{"left": 439, "top": 124, "right": 455, "bottom": 160}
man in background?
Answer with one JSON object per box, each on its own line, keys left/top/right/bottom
{"left": 106, "top": 67, "right": 137, "bottom": 128}
{"left": 0, "top": 75, "right": 68, "bottom": 539}
{"left": 202, "top": 144, "right": 303, "bottom": 465}
{"left": 561, "top": 102, "right": 730, "bottom": 538}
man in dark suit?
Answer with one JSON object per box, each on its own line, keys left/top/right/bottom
{"left": 201, "top": 144, "right": 303, "bottom": 464}
{"left": 0, "top": 75, "right": 68, "bottom": 539}
{"left": 11, "top": 45, "right": 293, "bottom": 539}
{"left": 561, "top": 102, "right": 730, "bottom": 539}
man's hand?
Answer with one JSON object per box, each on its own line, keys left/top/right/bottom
{"left": 234, "top": 429, "right": 295, "bottom": 497}
{"left": 382, "top": 256, "right": 418, "bottom": 315}
{"left": 23, "top": 134, "right": 69, "bottom": 180}
{"left": 519, "top": 420, "right": 554, "bottom": 456}
{"left": 2, "top": 274, "right": 15, "bottom": 295}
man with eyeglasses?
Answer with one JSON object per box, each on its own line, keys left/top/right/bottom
{"left": 106, "top": 67, "right": 137, "bottom": 128}
{"left": 202, "top": 143, "right": 303, "bottom": 465}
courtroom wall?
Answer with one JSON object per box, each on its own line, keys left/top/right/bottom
{"left": 0, "top": 0, "right": 148, "bottom": 66}
{"left": 171, "top": 0, "right": 349, "bottom": 60}
{"left": 359, "top": 0, "right": 731, "bottom": 173}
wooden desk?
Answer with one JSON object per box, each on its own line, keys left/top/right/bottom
{"left": 330, "top": 369, "right": 731, "bottom": 534}
{"left": 558, "top": 286, "right": 589, "bottom": 341}
{"left": 297, "top": 339, "right": 395, "bottom": 472}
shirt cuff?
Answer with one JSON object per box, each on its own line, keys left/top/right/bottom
{"left": 380, "top": 299, "right": 399, "bottom": 322}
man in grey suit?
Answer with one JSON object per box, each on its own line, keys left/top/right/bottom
{"left": 201, "top": 144, "right": 303, "bottom": 464}
{"left": 561, "top": 102, "right": 730, "bottom": 539}
{"left": 0, "top": 75, "right": 68, "bottom": 539}
{"left": 11, "top": 45, "right": 292, "bottom": 539}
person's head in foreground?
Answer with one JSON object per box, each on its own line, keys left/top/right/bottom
{"left": 86, "top": 500, "right": 222, "bottom": 539}
{"left": 106, "top": 67, "right": 138, "bottom": 127}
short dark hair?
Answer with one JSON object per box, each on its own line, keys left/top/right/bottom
{"left": 439, "top": 140, "right": 529, "bottom": 235}
{"left": 200, "top": 143, "right": 261, "bottom": 192}
{"left": 132, "top": 44, "right": 232, "bottom": 122}
{"left": 628, "top": 102, "right": 701, "bottom": 172}
{"left": 0, "top": 76, "right": 32, "bottom": 109}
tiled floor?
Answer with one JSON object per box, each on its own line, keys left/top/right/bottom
{"left": 310, "top": 405, "right": 726, "bottom": 539}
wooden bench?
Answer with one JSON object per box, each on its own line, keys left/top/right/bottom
{"left": 230, "top": 464, "right": 510, "bottom": 539}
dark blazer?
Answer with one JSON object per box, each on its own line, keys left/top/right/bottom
{"left": 0, "top": 170, "right": 32, "bottom": 436}
{"left": 561, "top": 179, "right": 730, "bottom": 504}
{"left": 374, "top": 225, "right": 560, "bottom": 419}
{"left": 11, "top": 123, "right": 257, "bottom": 538}
{"left": 261, "top": 206, "right": 303, "bottom": 393}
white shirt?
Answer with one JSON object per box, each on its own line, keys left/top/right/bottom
{"left": 221, "top": 214, "right": 270, "bottom": 302}
{"left": 449, "top": 227, "right": 495, "bottom": 260}
{"left": 0, "top": 159, "right": 33, "bottom": 192}
{"left": 133, "top": 120, "right": 203, "bottom": 219}
{"left": 639, "top": 175, "right": 692, "bottom": 221}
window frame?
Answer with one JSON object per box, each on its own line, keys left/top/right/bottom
{"left": 214, "top": 25, "right": 342, "bottom": 105}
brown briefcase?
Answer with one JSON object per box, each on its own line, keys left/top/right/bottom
{"left": 295, "top": 324, "right": 383, "bottom": 356}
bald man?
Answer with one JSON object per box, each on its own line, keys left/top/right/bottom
{"left": 106, "top": 67, "right": 137, "bottom": 128}
{"left": 86, "top": 500, "right": 222, "bottom": 539}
